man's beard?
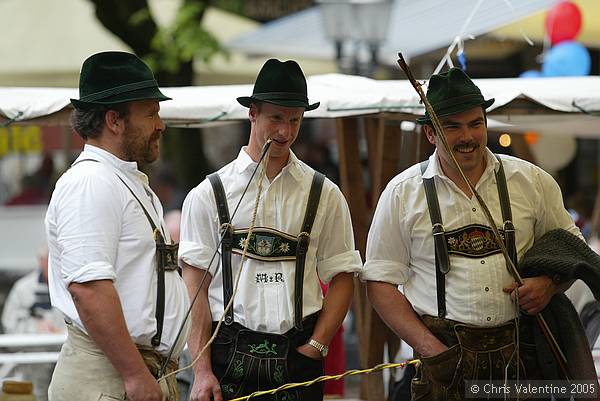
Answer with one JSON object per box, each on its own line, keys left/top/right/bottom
{"left": 122, "top": 123, "right": 160, "bottom": 172}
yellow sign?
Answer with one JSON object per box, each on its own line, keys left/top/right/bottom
{"left": 0, "top": 126, "right": 43, "bottom": 157}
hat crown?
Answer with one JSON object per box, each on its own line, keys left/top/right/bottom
{"left": 78, "top": 52, "right": 156, "bottom": 100}
{"left": 237, "top": 58, "right": 320, "bottom": 111}
{"left": 417, "top": 68, "right": 494, "bottom": 124}
{"left": 427, "top": 68, "right": 483, "bottom": 107}
{"left": 252, "top": 59, "right": 308, "bottom": 97}
{"left": 71, "top": 51, "right": 170, "bottom": 108}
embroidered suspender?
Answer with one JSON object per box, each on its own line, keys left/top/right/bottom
{"left": 72, "top": 159, "right": 178, "bottom": 347}
{"left": 420, "top": 155, "right": 517, "bottom": 317}
{"left": 208, "top": 171, "right": 325, "bottom": 330}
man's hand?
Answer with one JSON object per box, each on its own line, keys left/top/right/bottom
{"left": 296, "top": 343, "right": 323, "bottom": 360}
{"left": 189, "top": 371, "right": 222, "bottom": 401}
{"left": 123, "top": 370, "right": 163, "bottom": 401}
{"left": 503, "top": 276, "right": 557, "bottom": 315}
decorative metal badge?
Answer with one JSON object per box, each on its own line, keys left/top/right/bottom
{"left": 232, "top": 227, "right": 298, "bottom": 261}
{"left": 444, "top": 224, "right": 506, "bottom": 258}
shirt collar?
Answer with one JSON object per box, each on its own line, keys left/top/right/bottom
{"left": 79, "top": 144, "right": 149, "bottom": 184}
{"left": 422, "top": 148, "right": 499, "bottom": 181}
{"left": 235, "top": 147, "right": 305, "bottom": 182}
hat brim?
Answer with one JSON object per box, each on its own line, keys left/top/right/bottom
{"left": 71, "top": 87, "right": 171, "bottom": 109}
{"left": 416, "top": 98, "right": 494, "bottom": 124}
{"left": 237, "top": 96, "right": 319, "bottom": 111}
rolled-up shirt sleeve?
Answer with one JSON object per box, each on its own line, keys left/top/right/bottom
{"left": 179, "top": 181, "right": 220, "bottom": 273}
{"left": 316, "top": 184, "right": 362, "bottom": 283}
{"left": 363, "top": 180, "right": 411, "bottom": 285}
{"left": 56, "top": 173, "right": 121, "bottom": 284}
{"left": 533, "top": 166, "right": 583, "bottom": 240}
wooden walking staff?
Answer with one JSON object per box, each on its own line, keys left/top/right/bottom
{"left": 396, "top": 52, "right": 571, "bottom": 380}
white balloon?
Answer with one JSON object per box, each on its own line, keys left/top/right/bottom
{"left": 529, "top": 135, "right": 577, "bottom": 175}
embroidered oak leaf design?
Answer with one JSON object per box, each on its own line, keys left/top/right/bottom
{"left": 232, "top": 359, "right": 245, "bottom": 380}
{"left": 273, "top": 364, "right": 284, "bottom": 385}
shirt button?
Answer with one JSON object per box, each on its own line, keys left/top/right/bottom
{"left": 487, "top": 317, "right": 491, "bottom": 321}
{"left": 472, "top": 207, "right": 476, "bottom": 212}
{"left": 485, "top": 287, "right": 490, "bottom": 292}
{"left": 481, "top": 260, "right": 485, "bottom": 264}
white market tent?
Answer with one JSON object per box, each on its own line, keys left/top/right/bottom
{"left": 2, "top": 74, "right": 600, "bottom": 135}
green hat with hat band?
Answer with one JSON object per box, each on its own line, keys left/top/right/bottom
{"left": 416, "top": 67, "right": 494, "bottom": 124}
{"left": 237, "top": 59, "right": 320, "bottom": 111}
{"left": 71, "top": 51, "right": 171, "bottom": 109}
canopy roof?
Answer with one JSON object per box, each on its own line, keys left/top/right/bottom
{"left": 2, "top": 74, "right": 599, "bottom": 136}
{"left": 227, "top": 0, "right": 556, "bottom": 66}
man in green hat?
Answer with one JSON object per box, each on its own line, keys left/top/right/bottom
{"left": 46, "top": 51, "right": 190, "bottom": 401}
{"left": 179, "top": 58, "right": 362, "bottom": 401}
{"left": 362, "top": 68, "right": 583, "bottom": 399}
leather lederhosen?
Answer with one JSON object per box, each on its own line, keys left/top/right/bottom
{"left": 207, "top": 171, "right": 326, "bottom": 401}
{"left": 416, "top": 156, "right": 546, "bottom": 400}
{"left": 412, "top": 315, "right": 542, "bottom": 401}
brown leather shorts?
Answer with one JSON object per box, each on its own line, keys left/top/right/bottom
{"left": 411, "top": 316, "right": 540, "bottom": 401}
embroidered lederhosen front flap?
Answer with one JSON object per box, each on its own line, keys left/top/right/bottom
{"left": 232, "top": 227, "right": 297, "bottom": 262}
{"left": 445, "top": 223, "right": 507, "bottom": 258}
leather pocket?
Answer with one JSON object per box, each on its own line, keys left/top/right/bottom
{"left": 420, "top": 344, "right": 460, "bottom": 386}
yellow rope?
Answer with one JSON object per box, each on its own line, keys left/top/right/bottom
{"left": 160, "top": 141, "right": 272, "bottom": 382}
{"left": 229, "top": 359, "right": 421, "bottom": 401}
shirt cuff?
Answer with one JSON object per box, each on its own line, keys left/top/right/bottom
{"left": 178, "top": 241, "right": 218, "bottom": 273}
{"left": 64, "top": 261, "right": 116, "bottom": 284}
{"left": 318, "top": 250, "right": 362, "bottom": 283}
{"left": 361, "top": 259, "right": 409, "bottom": 285}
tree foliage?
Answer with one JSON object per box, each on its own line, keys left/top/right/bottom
{"left": 87, "top": 0, "right": 224, "bottom": 189}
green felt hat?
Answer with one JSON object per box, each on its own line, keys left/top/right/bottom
{"left": 416, "top": 68, "right": 494, "bottom": 124}
{"left": 71, "top": 51, "right": 170, "bottom": 109}
{"left": 237, "top": 59, "right": 319, "bottom": 111}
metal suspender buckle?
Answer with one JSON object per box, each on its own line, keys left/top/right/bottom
{"left": 297, "top": 231, "right": 311, "bottom": 256}
{"left": 432, "top": 222, "right": 445, "bottom": 236}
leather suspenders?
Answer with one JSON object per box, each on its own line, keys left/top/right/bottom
{"left": 420, "top": 161, "right": 450, "bottom": 317}
{"left": 420, "top": 155, "right": 516, "bottom": 317}
{"left": 295, "top": 172, "right": 325, "bottom": 330}
{"left": 208, "top": 171, "right": 325, "bottom": 330}
{"left": 207, "top": 173, "right": 235, "bottom": 325}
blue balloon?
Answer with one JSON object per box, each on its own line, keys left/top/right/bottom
{"left": 520, "top": 70, "right": 543, "bottom": 78}
{"left": 542, "top": 41, "right": 591, "bottom": 77}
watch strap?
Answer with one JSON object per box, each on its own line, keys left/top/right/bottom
{"left": 308, "top": 338, "right": 328, "bottom": 357}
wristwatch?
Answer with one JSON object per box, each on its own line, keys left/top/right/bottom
{"left": 308, "top": 339, "right": 329, "bottom": 357}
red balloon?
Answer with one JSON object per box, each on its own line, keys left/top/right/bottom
{"left": 545, "top": 1, "right": 582, "bottom": 45}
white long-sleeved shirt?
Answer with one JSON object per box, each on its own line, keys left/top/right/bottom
{"left": 179, "top": 148, "right": 362, "bottom": 334}
{"left": 363, "top": 149, "right": 581, "bottom": 326}
{"left": 45, "top": 145, "right": 190, "bottom": 357}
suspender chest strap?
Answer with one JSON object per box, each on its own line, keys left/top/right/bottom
{"left": 420, "top": 161, "right": 449, "bottom": 318}
{"left": 208, "top": 172, "right": 235, "bottom": 325}
{"left": 420, "top": 155, "right": 517, "bottom": 318}
{"left": 113, "top": 175, "right": 179, "bottom": 347}
{"left": 207, "top": 171, "right": 326, "bottom": 330}
{"left": 295, "top": 171, "right": 325, "bottom": 330}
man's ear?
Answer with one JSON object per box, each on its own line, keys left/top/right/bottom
{"left": 423, "top": 124, "right": 436, "bottom": 145}
{"left": 105, "top": 110, "right": 123, "bottom": 134}
{"left": 248, "top": 104, "right": 258, "bottom": 123}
